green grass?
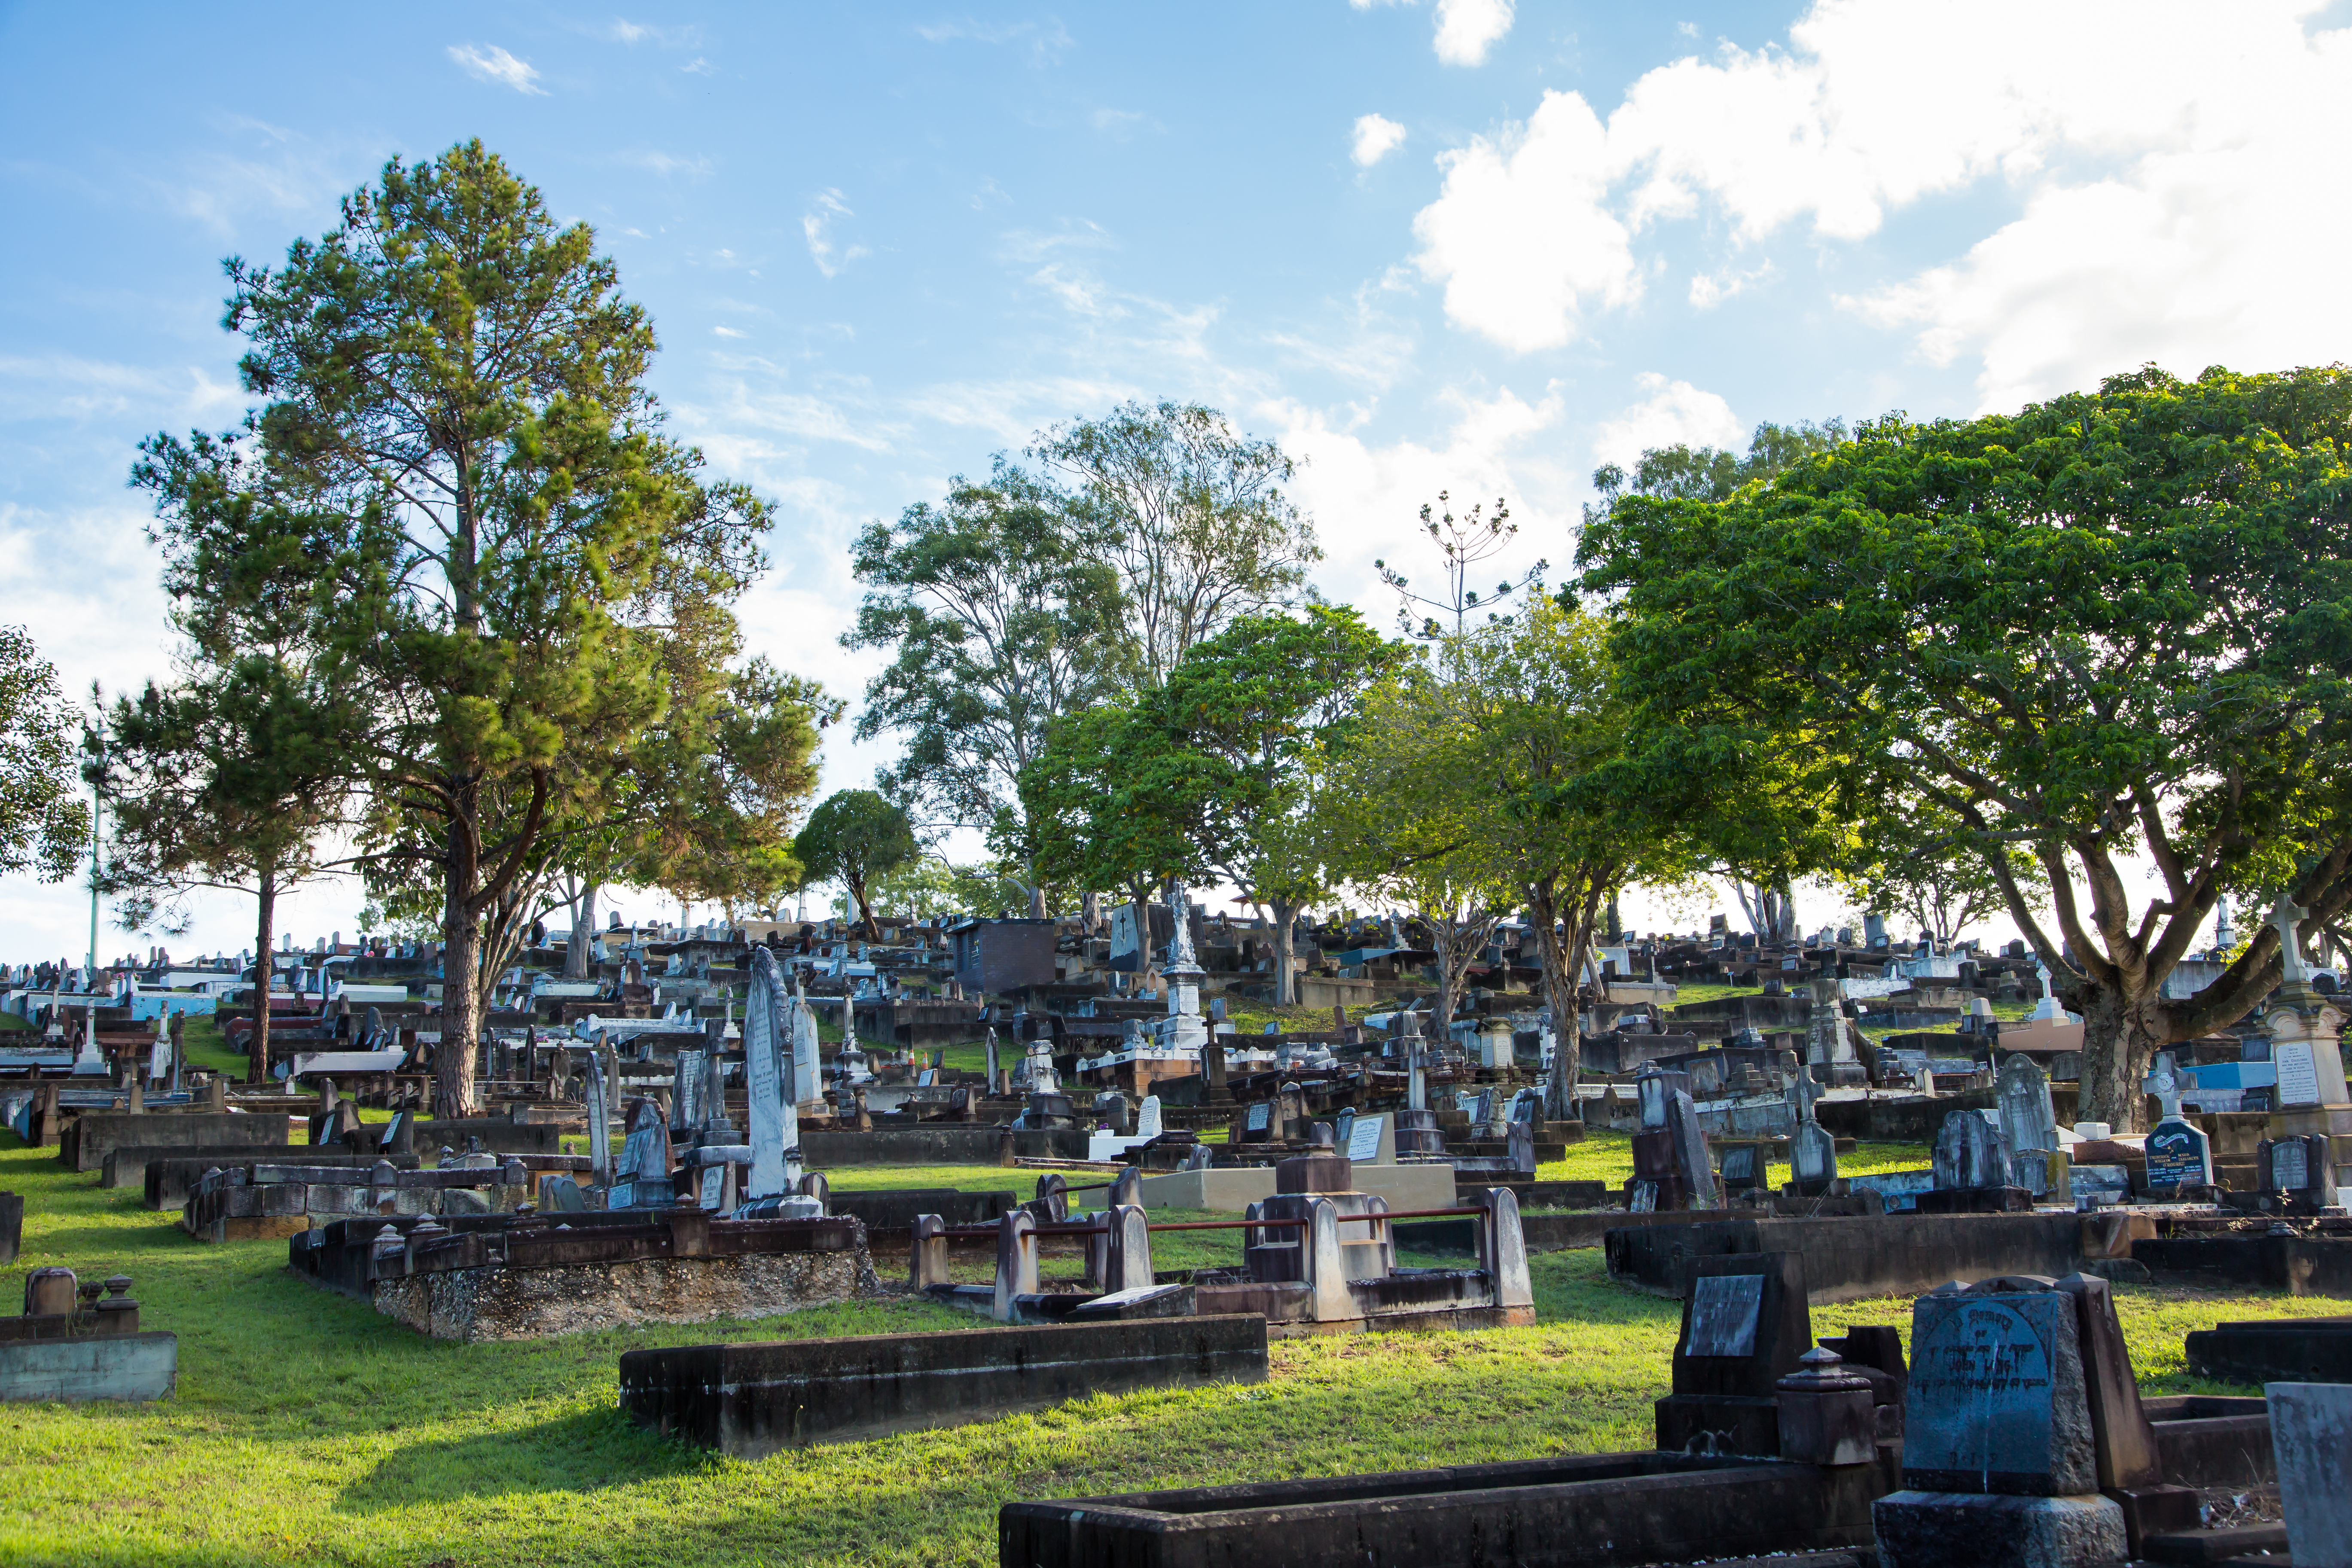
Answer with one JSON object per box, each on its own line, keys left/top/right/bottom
{"left": 1534, "top": 1129, "right": 1930, "bottom": 1194}
{"left": 0, "top": 1133, "right": 2342, "bottom": 1568}
{"left": 0, "top": 1013, "right": 30, "bottom": 1031}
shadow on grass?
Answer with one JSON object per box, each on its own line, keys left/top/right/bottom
{"left": 336, "top": 1403, "right": 710, "bottom": 1512}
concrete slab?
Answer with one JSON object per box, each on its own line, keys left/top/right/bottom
{"left": 0, "top": 1331, "right": 177, "bottom": 1402}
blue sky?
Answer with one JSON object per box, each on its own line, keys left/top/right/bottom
{"left": 6, "top": 0, "right": 2346, "bottom": 958}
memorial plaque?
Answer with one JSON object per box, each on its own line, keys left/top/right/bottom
{"left": 1136, "top": 1095, "right": 1163, "bottom": 1139}
{"left": 1903, "top": 1290, "right": 2096, "bottom": 1496}
{"left": 2273, "top": 1139, "right": 2309, "bottom": 1191}
{"left": 1685, "top": 1273, "right": 1763, "bottom": 1358}
{"left": 1718, "top": 1144, "right": 1760, "bottom": 1190}
{"left": 2276, "top": 1040, "right": 2321, "bottom": 1107}
{"left": 2144, "top": 1117, "right": 2213, "bottom": 1193}
{"left": 1629, "top": 1181, "right": 1658, "bottom": 1213}
{"left": 1246, "top": 1103, "right": 1270, "bottom": 1133}
{"left": 699, "top": 1164, "right": 725, "bottom": 1209}
{"left": 1346, "top": 1113, "right": 1385, "bottom": 1164}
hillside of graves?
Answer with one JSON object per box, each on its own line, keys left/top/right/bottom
{"left": 5, "top": 1128, "right": 2348, "bottom": 1568}
{"left": 2, "top": 893, "right": 2349, "bottom": 1566}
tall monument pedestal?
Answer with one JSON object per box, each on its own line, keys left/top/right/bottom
{"left": 2261, "top": 974, "right": 2352, "bottom": 1191}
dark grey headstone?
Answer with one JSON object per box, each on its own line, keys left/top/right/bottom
{"left": 2143, "top": 1117, "right": 2212, "bottom": 1193}
{"left": 1903, "top": 1288, "right": 2096, "bottom": 1495}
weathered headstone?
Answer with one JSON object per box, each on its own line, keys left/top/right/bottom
{"left": 613, "top": 1099, "right": 671, "bottom": 1208}
{"left": 586, "top": 1040, "right": 612, "bottom": 1186}
{"left": 1998, "top": 1056, "right": 2059, "bottom": 1156}
{"left": 1135, "top": 1095, "right": 1162, "bottom": 1140}
{"left": 1791, "top": 1120, "right": 1839, "bottom": 1197}
{"left": 1900, "top": 1286, "right": 2097, "bottom": 1495}
{"left": 2267, "top": 1382, "right": 2352, "bottom": 1568}
{"left": 1666, "top": 1088, "right": 1721, "bottom": 1211}
{"left": 2257, "top": 1133, "right": 2339, "bottom": 1211}
{"left": 1933, "top": 1108, "right": 2013, "bottom": 1191}
{"left": 743, "top": 948, "right": 789, "bottom": 1200}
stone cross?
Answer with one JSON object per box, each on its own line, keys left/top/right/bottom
{"left": 2146, "top": 1052, "right": 2185, "bottom": 1123}
{"left": 2272, "top": 890, "right": 2312, "bottom": 985}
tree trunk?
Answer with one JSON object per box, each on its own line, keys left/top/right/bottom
{"left": 1081, "top": 889, "right": 1102, "bottom": 933}
{"left": 1271, "top": 896, "right": 1300, "bottom": 1007}
{"left": 1428, "top": 918, "right": 1457, "bottom": 1058}
{"left": 565, "top": 879, "right": 598, "bottom": 980}
{"left": 1525, "top": 879, "right": 1576, "bottom": 1119}
{"left": 2074, "top": 976, "right": 2166, "bottom": 1132}
{"left": 437, "top": 803, "right": 481, "bottom": 1119}
{"left": 248, "top": 872, "right": 276, "bottom": 1086}
{"left": 1027, "top": 863, "right": 1046, "bottom": 920}
{"left": 848, "top": 872, "right": 876, "bottom": 936}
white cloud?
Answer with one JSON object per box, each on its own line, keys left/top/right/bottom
{"left": 617, "top": 150, "right": 711, "bottom": 180}
{"left": 1406, "top": 0, "right": 2352, "bottom": 405}
{"left": 714, "top": 326, "right": 745, "bottom": 339}
{"left": 446, "top": 43, "right": 547, "bottom": 95}
{"left": 1412, "top": 92, "right": 1639, "bottom": 352}
{"left": 802, "top": 190, "right": 869, "bottom": 278}
{"left": 1351, "top": 113, "right": 1408, "bottom": 168}
{"left": 911, "top": 18, "right": 1074, "bottom": 64}
{"left": 1432, "top": 0, "right": 1514, "bottom": 65}
{"left": 1588, "top": 372, "right": 1743, "bottom": 470}
{"left": 681, "top": 57, "right": 715, "bottom": 75}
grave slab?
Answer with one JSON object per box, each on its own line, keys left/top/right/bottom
{"left": 620, "top": 1315, "right": 1266, "bottom": 1455}
{"left": 1871, "top": 1491, "right": 2126, "bottom": 1568}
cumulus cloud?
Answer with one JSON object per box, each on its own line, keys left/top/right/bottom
{"left": 802, "top": 190, "right": 869, "bottom": 278}
{"left": 1351, "top": 113, "right": 1408, "bottom": 168}
{"left": 1408, "top": 0, "right": 2352, "bottom": 406}
{"left": 446, "top": 43, "right": 546, "bottom": 95}
{"left": 1588, "top": 373, "right": 1743, "bottom": 470}
{"left": 1432, "top": 0, "right": 1514, "bottom": 65}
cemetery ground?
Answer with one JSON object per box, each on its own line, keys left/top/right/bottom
{"left": 6, "top": 1137, "right": 2351, "bottom": 1568}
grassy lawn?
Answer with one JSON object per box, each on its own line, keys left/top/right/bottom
{"left": 1535, "top": 1129, "right": 1930, "bottom": 1194}
{"left": 1, "top": 1132, "right": 2343, "bottom": 1568}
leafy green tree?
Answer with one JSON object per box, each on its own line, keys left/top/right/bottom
{"left": 1438, "top": 595, "right": 1680, "bottom": 1109}
{"left": 1582, "top": 364, "right": 2352, "bottom": 1129}
{"left": 221, "top": 141, "right": 771, "bottom": 1113}
{"left": 845, "top": 461, "right": 1122, "bottom": 916}
{"left": 1586, "top": 419, "right": 1855, "bottom": 941}
{"left": 794, "top": 789, "right": 919, "bottom": 936}
{"left": 0, "top": 626, "right": 91, "bottom": 884}
{"left": 1033, "top": 400, "right": 1322, "bottom": 687}
{"left": 1021, "top": 702, "right": 1197, "bottom": 937}
{"left": 1327, "top": 657, "right": 1520, "bottom": 1044}
{"left": 102, "top": 429, "right": 356, "bottom": 1080}
{"left": 1836, "top": 796, "right": 2050, "bottom": 947}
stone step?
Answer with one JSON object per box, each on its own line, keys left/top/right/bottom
{"left": 2141, "top": 1522, "right": 2290, "bottom": 1564}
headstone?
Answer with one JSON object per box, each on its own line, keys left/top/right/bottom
{"left": 1345, "top": 1112, "right": 1391, "bottom": 1165}
{"left": 789, "top": 984, "right": 821, "bottom": 1105}
{"left": 1135, "top": 1095, "right": 1162, "bottom": 1140}
{"left": 1666, "top": 1089, "right": 1721, "bottom": 1210}
{"left": 1687, "top": 1273, "right": 1765, "bottom": 1357}
{"left": 1933, "top": 1108, "right": 2013, "bottom": 1190}
{"left": 2258, "top": 1134, "right": 2339, "bottom": 1210}
{"left": 2142, "top": 1115, "right": 2213, "bottom": 1196}
{"left": 1998, "top": 1056, "right": 2060, "bottom": 1156}
{"left": 743, "top": 948, "right": 790, "bottom": 1200}
{"left": 1718, "top": 1143, "right": 1762, "bottom": 1193}
{"left": 1791, "top": 1120, "right": 1839, "bottom": 1197}
{"left": 1901, "top": 1286, "right": 2097, "bottom": 1495}
{"left": 615, "top": 1099, "right": 671, "bottom": 1208}
{"left": 2267, "top": 1382, "right": 2352, "bottom": 1568}
{"left": 586, "top": 1040, "right": 612, "bottom": 1185}
{"left": 1245, "top": 1102, "right": 1270, "bottom": 1138}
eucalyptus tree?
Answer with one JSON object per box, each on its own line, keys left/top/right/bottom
{"left": 845, "top": 461, "right": 1122, "bottom": 917}
{"left": 1032, "top": 400, "right": 1322, "bottom": 687}
{"left": 222, "top": 141, "right": 772, "bottom": 1114}
{"left": 0, "top": 626, "right": 90, "bottom": 885}
{"left": 1583, "top": 364, "right": 2352, "bottom": 1129}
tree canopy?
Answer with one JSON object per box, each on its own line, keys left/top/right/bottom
{"left": 794, "top": 789, "right": 919, "bottom": 936}
{"left": 0, "top": 626, "right": 91, "bottom": 886}
{"left": 210, "top": 140, "right": 788, "bottom": 1112}
{"left": 1582, "top": 363, "right": 2352, "bottom": 1128}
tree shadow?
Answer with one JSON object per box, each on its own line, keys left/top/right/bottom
{"left": 334, "top": 1404, "right": 711, "bottom": 1512}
